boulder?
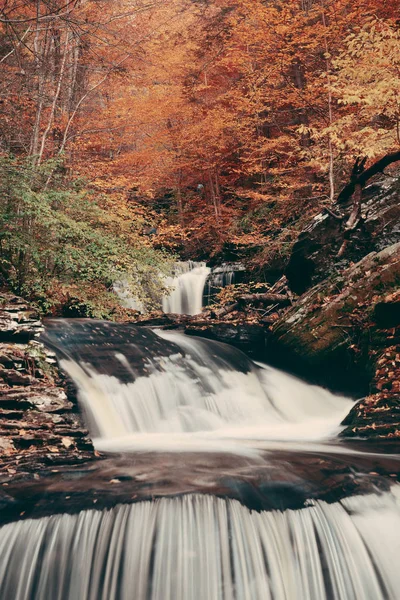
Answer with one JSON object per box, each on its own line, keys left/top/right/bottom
{"left": 0, "top": 295, "right": 96, "bottom": 482}
{"left": 0, "top": 293, "right": 43, "bottom": 341}
{"left": 269, "top": 242, "right": 400, "bottom": 395}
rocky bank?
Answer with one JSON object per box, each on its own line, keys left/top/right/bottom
{"left": 0, "top": 292, "right": 95, "bottom": 489}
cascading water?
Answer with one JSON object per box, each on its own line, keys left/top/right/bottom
{"left": 1, "top": 318, "right": 400, "bottom": 599}
{"left": 57, "top": 327, "right": 352, "bottom": 452}
{"left": 1, "top": 490, "right": 400, "bottom": 599}
{"left": 162, "top": 261, "right": 210, "bottom": 315}
{"left": 115, "top": 261, "right": 242, "bottom": 316}
{"left": 203, "top": 262, "right": 245, "bottom": 307}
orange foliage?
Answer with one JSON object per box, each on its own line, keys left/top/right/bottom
{"left": 1, "top": 0, "right": 398, "bottom": 257}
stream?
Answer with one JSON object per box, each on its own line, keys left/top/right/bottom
{"left": 0, "top": 266, "right": 399, "bottom": 599}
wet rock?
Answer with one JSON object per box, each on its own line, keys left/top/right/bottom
{"left": 186, "top": 322, "right": 265, "bottom": 358}
{"left": 269, "top": 243, "right": 400, "bottom": 395}
{"left": 0, "top": 293, "right": 96, "bottom": 481}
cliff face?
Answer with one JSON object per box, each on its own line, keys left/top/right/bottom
{"left": 271, "top": 243, "right": 400, "bottom": 395}
{"left": 285, "top": 175, "right": 400, "bottom": 295}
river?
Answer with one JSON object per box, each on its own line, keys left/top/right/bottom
{"left": 0, "top": 266, "right": 399, "bottom": 599}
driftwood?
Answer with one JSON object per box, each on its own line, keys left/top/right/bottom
{"left": 336, "top": 153, "right": 400, "bottom": 257}
{"left": 337, "top": 151, "right": 400, "bottom": 205}
{"left": 215, "top": 293, "right": 290, "bottom": 319}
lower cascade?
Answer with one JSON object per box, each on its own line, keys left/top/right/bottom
{"left": 46, "top": 324, "right": 352, "bottom": 450}
{"left": 1, "top": 318, "right": 400, "bottom": 599}
{"left": 1, "top": 490, "right": 400, "bottom": 600}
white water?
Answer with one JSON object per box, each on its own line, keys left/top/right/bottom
{"left": 203, "top": 263, "right": 242, "bottom": 306}
{"left": 2, "top": 316, "right": 399, "bottom": 599}
{"left": 162, "top": 261, "right": 211, "bottom": 315}
{"left": 59, "top": 330, "right": 352, "bottom": 453}
{"left": 1, "top": 489, "right": 400, "bottom": 599}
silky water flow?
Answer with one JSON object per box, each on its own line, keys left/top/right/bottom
{"left": 0, "top": 268, "right": 399, "bottom": 600}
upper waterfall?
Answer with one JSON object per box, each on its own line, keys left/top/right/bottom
{"left": 115, "top": 262, "right": 241, "bottom": 316}
{"left": 162, "top": 261, "right": 210, "bottom": 315}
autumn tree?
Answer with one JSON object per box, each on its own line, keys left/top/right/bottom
{"left": 0, "top": 0, "right": 175, "bottom": 311}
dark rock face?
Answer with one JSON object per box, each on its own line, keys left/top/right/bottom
{"left": 286, "top": 175, "right": 400, "bottom": 295}
{"left": 185, "top": 322, "right": 266, "bottom": 358}
{"left": 374, "top": 298, "right": 400, "bottom": 328}
{"left": 42, "top": 318, "right": 183, "bottom": 383}
{"left": 269, "top": 243, "right": 400, "bottom": 396}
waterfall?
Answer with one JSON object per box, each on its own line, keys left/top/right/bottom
{"left": 1, "top": 489, "right": 400, "bottom": 599}
{"left": 53, "top": 326, "right": 352, "bottom": 452}
{"left": 203, "top": 262, "right": 245, "bottom": 307}
{"left": 4, "top": 318, "right": 398, "bottom": 599}
{"left": 115, "top": 262, "right": 243, "bottom": 315}
{"left": 162, "top": 261, "right": 210, "bottom": 315}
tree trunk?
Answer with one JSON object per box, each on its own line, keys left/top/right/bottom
{"left": 208, "top": 169, "right": 219, "bottom": 218}
{"left": 321, "top": 3, "right": 335, "bottom": 203}
{"left": 37, "top": 30, "right": 70, "bottom": 165}
{"left": 337, "top": 182, "right": 362, "bottom": 257}
{"left": 337, "top": 151, "right": 400, "bottom": 204}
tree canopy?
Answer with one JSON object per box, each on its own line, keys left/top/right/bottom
{"left": 1, "top": 0, "right": 399, "bottom": 308}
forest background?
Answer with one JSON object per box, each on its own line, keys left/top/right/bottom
{"left": 0, "top": 0, "right": 399, "bottom": 316}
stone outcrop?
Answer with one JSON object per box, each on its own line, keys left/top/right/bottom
{"left": 0, "top": 292, "right": 95, "bottom": 485}
{"left": 341, "top": 344, "right": 400, "bottom": 439}
{"left": 286, "top": 174, "right": 400, "bottom": 294}
{"left": 270, "top": 243, "right": 400, "bottom": 395}
{"left": 0, "top": 294, "right": 43, "bottom": 342}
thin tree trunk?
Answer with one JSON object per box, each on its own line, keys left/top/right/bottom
{"left": 214, "top": 170, "right": 222, "bottom": 217}
{"left": 37, "top": 30, "right": 70, "bottom": 165}
{"left": 30, "top": 0, "right": 46, "bottom": 157}
{"left": 176, "top": 171, "right": 183, "bottom": 223}
{"left": 337, "top": 183, "right": 362, "bottom": 257}
{"left": 208, "top": 169, "right": 219, "bottom": 218}
{"left": 321, "top": 4, "right": 335, "bottom": 203}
